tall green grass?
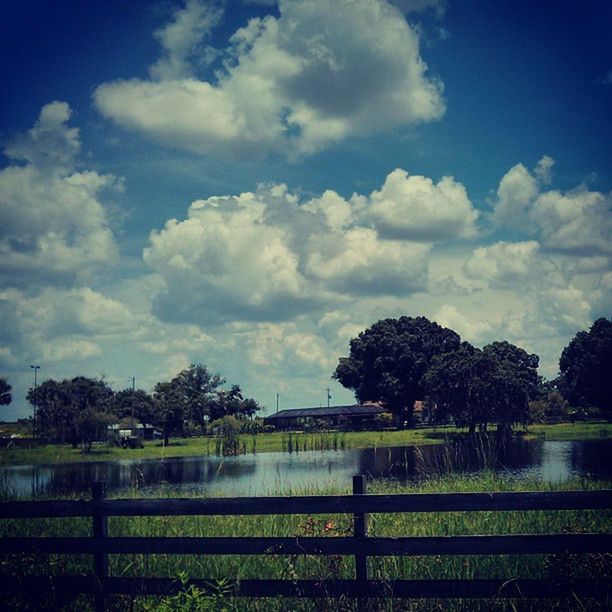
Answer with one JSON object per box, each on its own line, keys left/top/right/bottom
{"left": 0, "top": 474, "right": 610, "bottom": 610}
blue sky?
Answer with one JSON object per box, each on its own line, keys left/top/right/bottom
{"left": 1, "top": 0, "right": 611, "bottom": 419}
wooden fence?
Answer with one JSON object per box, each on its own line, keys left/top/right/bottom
{"left": 0, "top": 476, "right": 610, "bottom": 610}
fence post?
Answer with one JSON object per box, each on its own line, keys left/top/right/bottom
{"left": 92, "top": 481, "right": 108, "bottom": 612}
{"left": 353, "top": 474, "right": 368, "bottom": 583}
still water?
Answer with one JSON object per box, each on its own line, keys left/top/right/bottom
{"left": 1, "top": 438, "right": 610, "bottom": 499}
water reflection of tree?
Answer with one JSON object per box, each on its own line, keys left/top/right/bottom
{"left": 356, "top": 438, "right": 545, "bottom": 482}
{"left": 573, "top": 439, "right": 612, "bottom": 479}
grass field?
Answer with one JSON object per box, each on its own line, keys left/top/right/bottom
{"left": 0, "top": 474, "right": 609, "bottom": 610}
{"left": 0, "top": 421, "right": 610, "bottom": 467}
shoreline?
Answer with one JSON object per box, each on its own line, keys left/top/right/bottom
{"left": 0, "top": 421, "right": 610, "bottom": 467}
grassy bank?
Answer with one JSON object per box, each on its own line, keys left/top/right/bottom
{"left": 0, "top": 474, "right": 609, "bottom": 610}
{"left": 0, "top": 422, "right": 610, "bottom": 466}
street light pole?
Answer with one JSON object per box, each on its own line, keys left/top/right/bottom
{"left": 30, "top": 365, "right": 40, "bottom": 441}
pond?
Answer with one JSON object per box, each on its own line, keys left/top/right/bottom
{"left": 1, "top": 437, "right": 610, "bottom": 499}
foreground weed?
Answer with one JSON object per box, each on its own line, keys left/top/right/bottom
{"left": 139, "top": 572, "right": 237, "bottom": 612}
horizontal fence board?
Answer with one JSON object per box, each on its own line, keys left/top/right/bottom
{"left": 0, "top": 499, "right": 92, "bottom": 519}
{"left": 100, "top": 490, "right": 612, "bottom": 516}
{"left": 0, "top": 575, "right": 609, "bottom": 599}
{"left": 1, "top": 490, "right": 610, "bottom": 519}
{"left": 1, "top": 533, "right": 610, "bottom": 556}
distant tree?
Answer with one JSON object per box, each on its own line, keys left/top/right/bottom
{"left": 153, "top": 366, "right": 261, "bottom": 442}
{"left": 0, "top": 378, "right": 11, "bottom": 406}
{"left": 27, "top": 376, "right": 113, "bottom": 446}
{"left": 211, "top": 385, "right": 261, "bottom": 420}
{"left": 237, "top": 397, "right": 261, "bottom": 419}
{"left": 153, "top": 380, "right": 185, "bottom": 446}
{"left": 559, "top": 318, "right": 612, "bottom": 417}
{"left": 111, "top": 388, "right": 156, "bottom": 424}
{"left": 333, "top": 316, "right": 461, "bottom": 428}
{"left": 76, "top": 407, "right": 114, "bottom": 453}
{"left": 424, "top": 341, "right": 540, "bottom": 437}
{"left": 174, "top": 364, "right": 224, "bottom": 429}
{"left": 529, "top": 391, "right": 569, "bottom": 423}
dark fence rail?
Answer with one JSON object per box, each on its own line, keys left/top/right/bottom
{"left": 0, "top": 476, "right": 610, "bottom": 609}
{"left": 3, "top": 489, "right": 611, "bottom": 518}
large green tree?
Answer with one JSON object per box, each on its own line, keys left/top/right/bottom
{"left": 424, "top": 341, "right": 540, "bottom": 437}
{"left": 559, "top": 318, "right": 612, "bottom": 416}
{"left": 0, "top": 378, "right": 11, "bottom": 406}
{"left": 423, "top": 342, "right": 497, "bottom": 434}
{"left": 28, "top": 376, "right": 113, "bottom": 446}
{"left": 333, "top": 316, "right": 461, "bottom": 427}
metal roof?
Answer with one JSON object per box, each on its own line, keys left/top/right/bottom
{"left": 266, "top": 404, "right": 385, "bottom": 420}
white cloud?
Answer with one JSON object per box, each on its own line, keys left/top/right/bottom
{"left": 305, "top": 227, "right": 430, "bottom": 295}
{"left": 246, "top": 321, "right": 334, "bottom": 372}
{"left": 531, "top": 188, "right": 612, "bottom": 256}
{"left": 0, "top": 288, "right": 137, "bottom": 354}
{"left": 432, "top": 304, "right": 493, "bottom": 343}
{"left": 369, "top": 169, "right": 478, "bottom": 240}
{"left": 42, "top": 339, "right": 102, "bottom": 362}
{"left": 94, "top": 0, "right": 444, "bottom": 157}
{"left": 390, "top": 0, "right": 446, "bottom": 14}
{"left": 150, "top": 0, "right": 221, "bottom": 80}
{"left": 0, "top": 102, "right": 120, "bottom": 287}
{"left": 463, "top": 241, "right": 540, "bottom": 287}
{"left": 493, "top": 162, "right": 539, "bottom": 231}
{"left": 533, "top": 155, "right": 554, "bottom": 184}
{"left": 536, "top": 285, "right": 592, "bottom": 334}
{"left": 143, "top": 168, "right": 472, "bottom": 325}
{"left": 144, "top": 188, "right": 325, "bottom": 324}
{"left": 3, "top": 101, "right": 80, "bottom": 173}
{"left": 492, "top": 156, "right": 612, "bottom": 257}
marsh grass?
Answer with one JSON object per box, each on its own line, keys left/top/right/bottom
{"left": 0, "top": 474, "right": 610, "bottom": 610}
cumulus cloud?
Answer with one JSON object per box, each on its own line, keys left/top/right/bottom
{"left": 150, "top": 0, "right": 221, "bottom": 80}
{"left": 493, "top": 162, "right": 540, "bottom": 231}
{"left": 531, "top": 188, "right": 612, "bottom": 256}
{"left": 144, "top": 167, "right": 477, "bottom": 325}
{"left": 42, "top": 339, "right": 102, "bottom": 362}
{"left": 0, "top": 102, "right": 120, "bottom": 287}
{"left": 492, "top": 156, "right": 612, "bottom": 256}
{"left": 94, "top": 0, "right": 445, "bottom": 157}
{"left": 305, "top": 227, "right": 430, "bottom": 295}
{"left": 3, "top": 101, "right": 80, "bottom": 173}
{"left": 433, "top": 304, "right": 493, "bottom": 343}
{"left": 0, "top": 285, "right": 145, "bottom": 384}
{"left": 144, "top": 187, "right": 327, "bottom": 324}
{"left": 463, "top": 241, "right": 540, "bottom": 287}
{"left": 369, "top": 169, "right": 478, "bottom": 240}
{"left": 246, "top": 321, "right": 334, "bottom": 373}
{"left": 536, "top": 285, "right": 592, "bottom": 334}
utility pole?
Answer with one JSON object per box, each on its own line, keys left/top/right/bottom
{"left": 129, "top": 377, "right": 136, "bottom": 424}
{"left": 276, "top": 393, "right": 279, "bottom": 414}
{"left": 30, "top": 365, "right": 40, "bottom": 441}
{"left": 326, "top": 387, "right": 332, "bottom": 408}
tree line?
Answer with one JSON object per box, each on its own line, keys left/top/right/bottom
{"left": 0, "top": 317, "right": 609, "bottom": 445}
{"left": 334, "top": 316, "right": 612, "bottom": 435}
{"left": 22, "top": 364, "right": 260, "bottom": 449}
